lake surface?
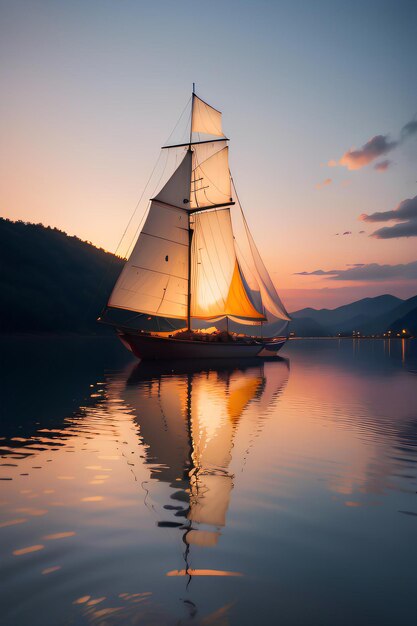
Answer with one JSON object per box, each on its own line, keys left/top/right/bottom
{"left": 1, "top": 337, "right": 417, "bottom": 626}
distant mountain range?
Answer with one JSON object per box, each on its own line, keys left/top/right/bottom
{"left": 290, "top": 294, "right": 417, "bottom": 337}
{"left": 0, "top": 218, "right": 123, "bottom": 332}
{"left": 1, "top": 218, "right": 415, "bottom": 336}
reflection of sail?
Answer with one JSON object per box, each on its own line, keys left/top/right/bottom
{"left": 186, "top": 369, "right": 264, "bottom": 545}
{"left": 123, "top": 376, "right": 189, "bottom": 486}
{"left": 123, "top": 359, "right": 289, "bottom": 548}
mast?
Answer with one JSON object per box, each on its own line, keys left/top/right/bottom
{"left": 187, "top": 84, "right": 195, "bottom": 331}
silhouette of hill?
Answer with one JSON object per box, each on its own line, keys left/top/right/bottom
{"left": 360, "top": 295, "right": 417, "bottom": 335}
{"left": 389, "top": 306, "right": 417, "bottom": 335}
{"left": 291, "top": 295, "right": 402, "bottom": 334}
{"left": 0, "top": 218, "right": 124, "bottom": 333}
{"left": 290, "top": 294, "right": 417, "bottom": 336}
{"left": 288, "top": 316, "right": 328, "bottom": 337}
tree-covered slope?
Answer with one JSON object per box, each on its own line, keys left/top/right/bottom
{"left": 0, "top": 218, "right": 124, "bottom": 332}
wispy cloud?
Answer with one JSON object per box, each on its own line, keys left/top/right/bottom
{"left": 374, "top": 159, "right": 391, "bottom": 172}
{"left": 295, "top": 269, "right": 339, "bottom": 276}
{"left": 401, "top": 120, "right": 417, "bottom": 140}
{"left": 315, "top": 178, "right": 332, "bottom": 190}
{"left": 295, "top": 261, "right": 417, "bottom": 281}
{"left": 360, "top": 195, "right": 417, "bottom": 239}
{"left": 329, "top": 118, "right": 417, "bottom": 171}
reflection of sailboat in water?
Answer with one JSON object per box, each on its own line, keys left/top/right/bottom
{"left": 123, "top": 358, "right": 289, "bottom": 551}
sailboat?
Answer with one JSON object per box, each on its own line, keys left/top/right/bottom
{"left": 100, "top": 88, "right": 291, "bottom": 359}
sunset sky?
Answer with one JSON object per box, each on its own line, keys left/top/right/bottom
{"left": 1, "top": 0, "right": 417, "bottom": 310}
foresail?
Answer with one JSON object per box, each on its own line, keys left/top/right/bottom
{"left": 244, "top": 223, "right": 291, "bottom": 322}
{"left": 108, "top": 200, "right": 189, "bottom": 319}
{"left": 191, "top": 209, "right": 264, "bottom": 320}
{"left": 225, "top": 261, "right": 265, "bottom": 319}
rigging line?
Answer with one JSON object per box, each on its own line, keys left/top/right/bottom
{"left": 114, "top": 311, "right": 146, "bottom": 326}
{"left": 124, "top": 199, "right": 150, "bottom": 261}
{"left": 147, "top": 147, "right": 171, "bottom": 200}
{"left": 163, "top": 95, "right": 192, "bottom": 147}
{"left": 120, "top": 97, "right": 191, "bottom": 261}
{"left": 164, "top": 315, "right": 181, "bottom": 331}
{"left": 86, "top": 150, "right": 165, "bottom": 321}
{"left": 193, "top": 146, "right": 230, "bottom": 198}
{"left": 155, "top": 275, "right": 170, "bottom": 316}
{"left": 123, "top": 147, "right": 170, "bottom": 259}
{"left": 115, "top": 149, "right": 165, "bottom": 259}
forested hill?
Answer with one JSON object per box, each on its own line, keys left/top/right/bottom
{"left": 0, "top": 218, "right": 124, "bottom": 333}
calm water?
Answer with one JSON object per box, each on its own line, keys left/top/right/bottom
{"left": 1, "top": 337, "right": 417, "bottom": 626}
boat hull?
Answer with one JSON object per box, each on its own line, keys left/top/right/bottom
{"left": 117, "top": 332, "right": 286, "bottom": 361}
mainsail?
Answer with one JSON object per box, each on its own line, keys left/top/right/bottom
{"left": 106, "top": 90, "right": 290, "bottom": 335}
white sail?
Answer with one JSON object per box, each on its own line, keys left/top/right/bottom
{"left": 108, "top": 200, "right": 189, "bottom": 318}
{"left": 245, "top": 222, "right": 290, "bottom": 322}
{"left": 154, "top": 149, "right": 192, "bottom": 208}
{"left": 191, "top": 209, "right": 265, "bottom": 321}
{"left": 191, "top": 146, "right": 232, "bottom": 209}
{"left": 108, "top": 153, "right": 192, "bottom": 319}
{"left": 191, "top": 94, "right": 225, "bottom": 139}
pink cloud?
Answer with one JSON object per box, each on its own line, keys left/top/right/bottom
{"left": 315, "top": 178, "right": 332, "bottom": 190}
{"left": 338, "top": 135, "right": 397, "bottom": 170}
{"left": 328, "top": 117, "right": 417, "bottom": 172}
